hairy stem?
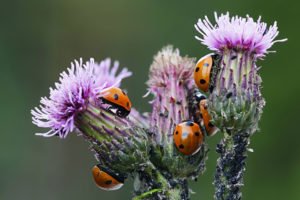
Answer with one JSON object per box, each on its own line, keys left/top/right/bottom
{"left": 214, "top": 131, "right": 250, "bottom": 200}
{"left": 133, "top": 189, "right": 163, "bottom": 200}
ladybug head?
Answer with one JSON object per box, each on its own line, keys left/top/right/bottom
{"left": 194, "top": 91, "right": 207, "bottom": 103}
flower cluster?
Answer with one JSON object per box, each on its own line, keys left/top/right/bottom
{"left": 31, "top": 12, "right": 286, "bottom": 200}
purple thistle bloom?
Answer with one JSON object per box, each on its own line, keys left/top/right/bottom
{"left": 31, "top": 58, "right": 132, "bottom": 138}
{"left": 195, "top": 12, "right": 287, "bottom": 58}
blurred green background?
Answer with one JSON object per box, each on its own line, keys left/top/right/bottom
{"left": 0, "top": 0, "right": 299, "bottom": 199}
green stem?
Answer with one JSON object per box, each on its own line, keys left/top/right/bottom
{"left": 214, "top": 131, "right": 250, "bottom": 200}
{"left": 132, "top": 189, "right": 163, "bottom": 200}
{"left": 133, "top": 161, "right": 189, "bottom": 200}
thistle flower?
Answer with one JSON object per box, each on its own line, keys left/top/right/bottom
{"left": 195, "top": 12, "right": 287, "bottom": 58}
{"left": 31, "top": 58, "right": 149, "bottom": 176}
{"left": 195, "top": 12, "right": 286, "bottom": 199}
{"left": 31, "top": 58, "right": 131, "bottom": 138}
{"left": 146, "top": 46, "right": 208, "bottom": 179}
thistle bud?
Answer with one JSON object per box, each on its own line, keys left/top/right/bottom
{"left": 146, "top": 46, "right": 208, "bottom": 178}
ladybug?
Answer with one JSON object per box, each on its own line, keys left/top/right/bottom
{"left": 173, "top": 121, "right": 204, "bottom": 155}
{"left": 199, "top": 99, "right": 218, "bottom": 136}
{"left": 194, "top": 54, "right": 219, "bottom": 92}
{"left": 100, "top": 87, "right": 132, "bottom": 118}
{"left": 92, "top": 165, "right": 125, "bottom": 191}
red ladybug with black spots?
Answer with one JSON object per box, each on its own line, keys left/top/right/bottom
{"left": 100, "top": 87, "right": 132, "bottom": 118}
{"left": 199, "top": 99, "right": 218, "bottom": 136}
{"left": 193, "top": 91, "right": 218, "bottom": 136}
{"left": 173, "top": 121, "right": 204, "bottom": 155}
{"left": 194, "top": 53, "right": 219, "bottom": 92}
{"left": 92, "top": 165, "right": 125, "bottom": 191}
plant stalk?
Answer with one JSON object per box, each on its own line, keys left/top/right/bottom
{"left": 214, "top": 131, "right": 250, "bottom": 200}
{"left": 133, "top": 161, "right": 190, "bottom": 200}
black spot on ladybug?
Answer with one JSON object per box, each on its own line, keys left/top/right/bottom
{"left": 195, "top": 67, "right": 200, "bottom": 72}
{"left": 175, "top": 131, "right": 179, "bottom": 135}
{"left": 208, "top": 122, "right": 215, "bottom": 127}
{"left": 185, "top": 121, "right": 194, "bottom": 126}
{"left": 195, "top": 132, "right": 200, "bottom": 136}
{"left": 114, "top": 94, "right": 119, "bottom": 100}
{"left": 105, "top": 180, "right": 112, "bottom": 185}
{"left": 226, "top": 92, "right": 232, "bottom": 99}
{"left": 179, "top": 144, "right": 184, "bottom": 149}
{"left": 231, "top": 55, "right": 237, "bottom": 60}
{"left": 200, "top": 79, "right": 206, "bottom": 84}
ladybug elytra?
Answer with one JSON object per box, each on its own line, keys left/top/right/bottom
{"left": 92, "top": 165, "right": 124, "bottom": 191}
{"left": 173, "top": 121, "right": 204, "bottom": 155}
{"left": 194, "top": 54, "right": 219, "bottom": 92}
{"left": 100, "top": 87, "right": 132, "bottom": 118}
{"left": 199, "top": 99, "right": 218, "bottom": 136}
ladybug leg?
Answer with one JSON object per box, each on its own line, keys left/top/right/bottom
{"left": 99, "top": 97, "right": 107, "bottom": 105}
{"left": 116, "top": 109, "right": 126, "bottom": 118}
{"left": 116, "top": 108, "right": 129, "bottom": 118}
{"left": 107, "top": 106, "right": 116, "bottom": 114}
